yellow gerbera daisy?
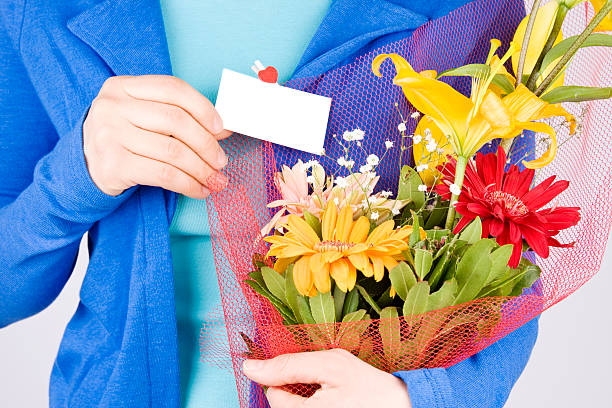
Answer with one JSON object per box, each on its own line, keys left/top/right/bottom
{"left": 264, "top": 201, "right": 419, "bottom": 296}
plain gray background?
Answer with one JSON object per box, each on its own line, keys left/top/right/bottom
{"left": 1, "top": 232, "right": 611, "bottom": 407}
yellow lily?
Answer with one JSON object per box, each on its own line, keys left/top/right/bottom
{"left": 264, "top": 201, "right": 416, "bottom": 296}
{"left": 590, "top": 0, "right": 612, "bottom": 31}
{"left": 373, "top": 40, "right": 575, "bottom": 169}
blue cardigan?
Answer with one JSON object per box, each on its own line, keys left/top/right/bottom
{"left": 0, "top": 0, "right": 538, "bottom": 407}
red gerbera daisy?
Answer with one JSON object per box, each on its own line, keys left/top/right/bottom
{"left": 436, "top": 146, "right": 580, "bottom": 267}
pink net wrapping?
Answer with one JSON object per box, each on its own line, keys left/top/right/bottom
{"left": 200, "top": 1, "right": 612, "bottom": 406}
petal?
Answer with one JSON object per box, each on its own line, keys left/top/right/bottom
{"left": 335, "top": 205, "right": 354, "bottom": 242}
{"left": 330, "top": 259, "right": 350, "bottom": 293}
{"left": 521, "top": 224, "right": 550, "bottom": 258}
{"left": 348, "top": 253, "right": 369, "bottom": 271}
{"left": 371, "top": 256, "right": 385, "bottom": 282}
{"left": 349, "top": 216, "right": 370, "bottom": 243}
{"left": 287, "top": 215, "right": 320, "bottom": 247}
{"left": 293, "top": 256, "right": 313, "bottom": 296}
{"left": 322, "top": 200, "right": 338, "bottom": 241}
{"left": 524, "top": 179, "right": 569, "bottom": 210}
{"left": 520, "top": 121, "right": 557, "bottom": 169}
{"left": 367, "top": 220, "right": 394, "bottom": 245}
{"left": 310, "top": 254, "right": 331, "bottom": 294}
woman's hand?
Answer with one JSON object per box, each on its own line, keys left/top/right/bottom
{"left": 83, "top": 75, "right": 232, "bottom": 199}
{"left": 243, "top": 349, "right": 412, "bottom": 408}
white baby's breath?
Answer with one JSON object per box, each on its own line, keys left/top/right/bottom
{"left": 385, "top": 140, "right": 394, "bottom": 149}
{"left": 381, "top": 190, "right": 392, "bottom": 198}
{"left": 413, "top": 135, "right": 422, "bottom": 145}
{"left": 335, "top": 176, "right": 348, "bottom": 188}
{"left": 410, "top": 111, "right": 421, "bottom": 119}
{"left": 418, "top": 184, "right": 428, "bottom": 192}
{"left": 450, "top": 183, "right": 461, "bottom": 196}
{"left": 370, "top": 211, "right": 380, "bottom": 220}
{"left": 366, "top": 154, "right": 380, "bottom": 166}
{"left": 359, "top": 164, "right": 373, "bottom": 173}
{"left": 416, "top": 164, "right": 428, "bottom": 172}
{"left": 397, "top": 122, "right": 407, "bottom": 133}
{"left": 426, "top": 140, "right": 438, "bottom": 153}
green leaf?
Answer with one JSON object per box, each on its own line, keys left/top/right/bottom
{"left": 379, "top": 307, "right": 401, "bottom": 362}
{"left": 341, "top": 309, "right": 368, "bottom": 323}
{"left": 486, "top": 244, "right": 513, "bottom": 286}
{"left": 309, "top": 291, "right": 335, "bottom": 325}
{"left": 414, "top": 249, "right": 434, "bottom": 280}
{"left": 426, "top": 279, "right": 458, "bottom": 312}
{"left": 342, "top": 288, "right": 360, "bottom": 316}
{"left": 410, "top": 211, "right": 422, "bottom": 247}
{"left": 333, "top": 285, "right": 347, "bottom": 323}
{"left": 248, "top": 268, "right": 266, "bottom": 289}
{"left": 402, "top": 281, "right": 430, "bottom": 317}
{"left": 458, "top": 217, "right": 482, "bottom": 244}
{"left": 541, "top": 86, "right": 612, "bottom": 104}
{"left": 389, "top": 262, "right": 417, "bottom": 301}
{"left": 245, "top": 279, "right": 297, "bottom": 324}
{"left": 303, "top": 210, "right": 322, "bottom": 239}
{"left": 510, "top": 263, "right": 541, "bottom": 297}
{"left": 438, "top": 63, "right": 515, "bottom": 94}
{"left": 356, "top": 284, "right": 382, "bottom": 315}
{"left": 427, "top": 246, "right": 451, "bottom": 290}
{"left": 295, "top": 296, "right": 316, "bottom": 324}
{"left": 541, "top": 33, "right": 612, "bottom": 74}
{"left": 261, "top": 266, "right": 287, "bottom": 305}
{"left": 284, "top": 266, "right": 315, "bottom": 324}
{"left": 453, "top": 239, "right": 495, "bottom": 305}
{"left": 397, "top": 166, "right": 425, "bottom": 209}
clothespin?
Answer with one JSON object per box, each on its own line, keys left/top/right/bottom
{"left": 251, "top": 60, "right": 279, "bottom": 84}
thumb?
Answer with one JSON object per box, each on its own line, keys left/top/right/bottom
{"left": 243, "top": 350, "right": 336, "bottom": 386}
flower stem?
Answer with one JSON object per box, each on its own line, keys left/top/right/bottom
{"left": 444, "top": 155, "right": 468, "bottom": 230}
{"left": 535, "top": 0, "right": 612, "bottom": 96}
{"left": 516, "top": 0, "right": 544, "bottom": 87}
{"left": 524, "top": 4, "right": 569, "bottom": 91}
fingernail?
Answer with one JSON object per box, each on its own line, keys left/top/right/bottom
{"left": 206, "top": 172, "right": 228, "bottom": 193}
{"left": 217, "top": 150, "right": 228, "bottom": 168}
{"left": 212, "top": 113, "right": 224, "bottom": 134}
{"left": 243, "top": 359, "right": 264, "bottom": 372}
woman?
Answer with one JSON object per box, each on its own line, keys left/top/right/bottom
{"left": 0, "top": 0, "right": 538, "bottom": 407}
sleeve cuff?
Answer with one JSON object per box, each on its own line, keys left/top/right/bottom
{"left": 34, "top": 112, "right": 132, "bottom": 223}
{"left": 393, "top": 368, "right": 456, "bottom": 408}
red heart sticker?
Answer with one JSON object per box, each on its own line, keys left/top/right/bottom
{"left": 258, "top": 66, "right": 278, "bottom": 84}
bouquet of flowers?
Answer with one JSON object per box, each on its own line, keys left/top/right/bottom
{"left": 201, "top": 0, "right": 612, "bottom": 406}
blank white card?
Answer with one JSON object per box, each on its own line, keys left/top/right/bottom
{"left": 215, "top": 69, "right": 332, "bottom": 155}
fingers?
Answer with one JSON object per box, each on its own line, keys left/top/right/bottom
{"left": 120, "top": 126, "right": 227, "bottom": 191}
{"left": 123, "top": 99, "right": 228, "bottom": 170}
{"left": 126, "top": 153, "right": 210, "bottom": 199}
{"left": 266, "top": 387, "right": 307, "bottom": 408}
{"left": 118, "top": 75, "right": 226, "bottom": 136}
{"left": 243, "top": 350, "right": 345, "bottom": 387}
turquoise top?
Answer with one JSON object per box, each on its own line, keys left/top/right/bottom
{"left": 160, "top": 1, "right": 331, "bottom": 406}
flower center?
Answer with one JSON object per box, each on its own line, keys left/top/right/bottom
{"left": 484, "top": 190, "right": 529, "bottom": 217}
{"left": 314, "top": 241, "right": 355, "bottom": 252}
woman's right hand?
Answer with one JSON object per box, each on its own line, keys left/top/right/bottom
{"left": 83, "top": 75, "right": 232, "bottom": 199}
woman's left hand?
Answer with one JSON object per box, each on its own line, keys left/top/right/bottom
{"left": 242, "top": 349, "right": 412, "bottom": 407}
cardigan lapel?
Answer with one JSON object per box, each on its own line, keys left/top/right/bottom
{"left": 293, "top": 0, "right": 472, "bottom": 79}
{"left": 66, "top": 0, "right": 172, "bottom": 76}
{"left": 67, "top": 2, "right": 179, "bottom": 405}
{"left": 293, "top": 0, "right": 429, "bottom": 79}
